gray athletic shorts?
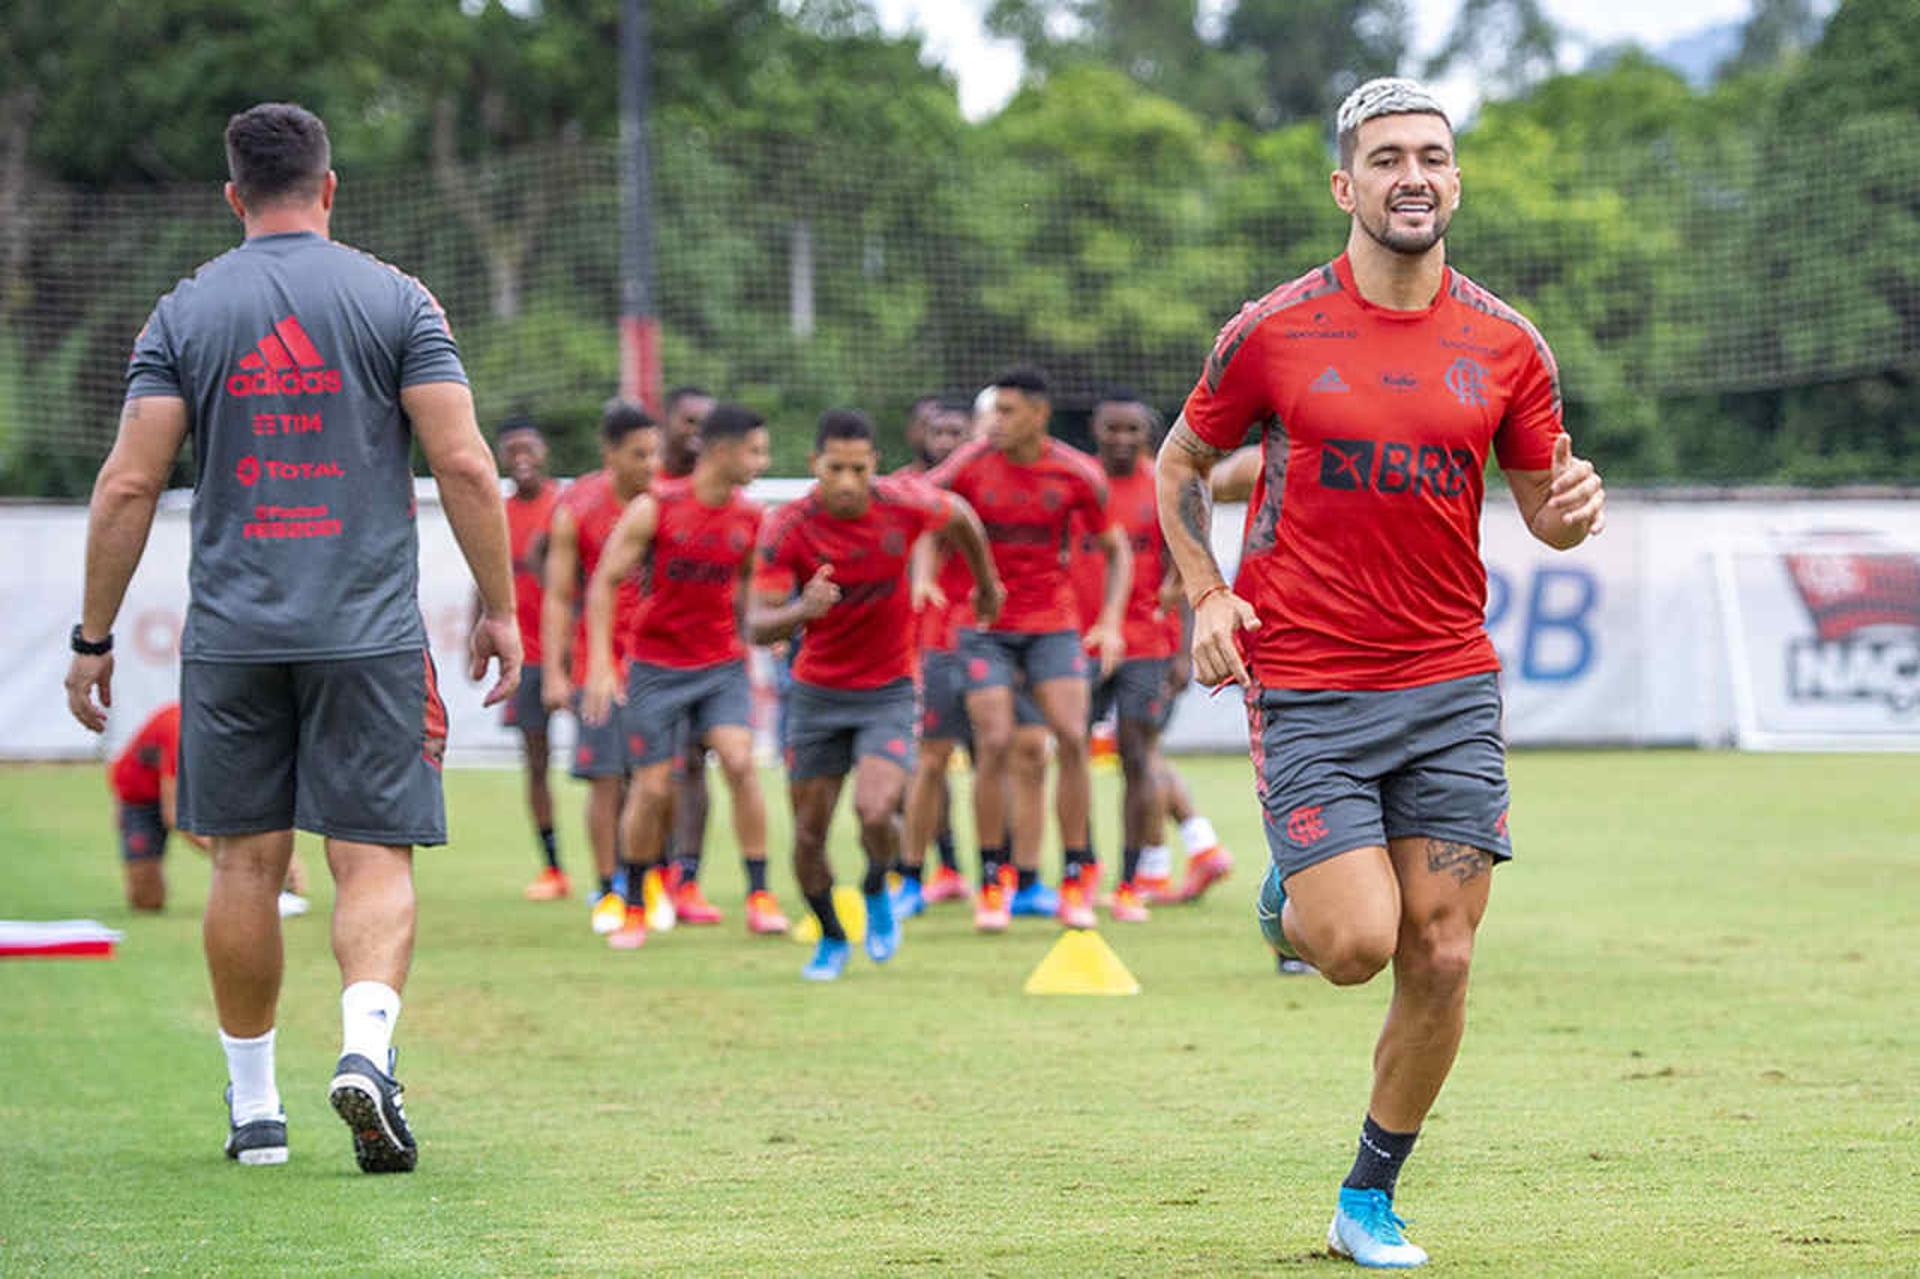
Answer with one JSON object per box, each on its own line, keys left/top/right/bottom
{"left": 1090, "top": 657, "right": 1172, "bottom": 730}
{"left": 786, "top": 678, "right": 917, "bottom": 781}
{"left": 959, "top": 628, "right": 1089, "bottom": 693}
{"left": 624, "top": 660, "right": 751, "bottom": 769}
{"left": 921, "top": 650, "right": 1040, "bottom": 744}
{"left": 503, "top": 661, "right": 550, "bottom": 736}
{"left": 1248, "top": 671, "right": 1512, "bottom": 882}
{"left": 571, "top": 687, "right": 631, "bottom": 780}
{"left": 178, "top": 651, "right": 448, "bottom": 846}
{"left": 117, "top": 802, "right": 168, "bottom": 862}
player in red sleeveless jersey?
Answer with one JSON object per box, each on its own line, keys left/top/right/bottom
{"left": 582, "top": 404, "right": 788, "bottom": 949}
{"left": 489, "top": 418, "right": 569, "bottom": 901}
{"left": 928, "top": 369, "right": 1131, "bottom": 932}
{"left": 1155, "top": 79, "right": 1607, "bottom": 1268}
{"left": 751, "top": 410, "right": 1000, "bottom": 980}
{"left": 539, "top": 401, "right": 659, "bottom": 935}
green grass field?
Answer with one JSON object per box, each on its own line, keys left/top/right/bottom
{"left": 1, "top": 752, "right": 1916, "bottom": 1276}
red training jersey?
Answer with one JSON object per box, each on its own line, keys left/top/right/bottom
{"left": 1182, "top": 253, "right": 1563, "bottom": 690}
{"left": 756, "top": 476, "right": 955, "bottom": 689}
{"left": 927, "top": 437, "right": 1109, "bottom": 635}
{"left": 892, "top": 462, "right": 971, "bottom": 654}
{"left": 1070, "top": 460, "right": 1177, "bottom": 659}
{"left": 109, "top": 703, "right": 181, "bottom": 806}
{"left": 505, "top": 479, "right": 561, "bottom": 665}
{"left": 627, "top": 477, "right": 763, "bottom": 669}
{"left": 559, "top": 470, "right": 643, "bottom": 684}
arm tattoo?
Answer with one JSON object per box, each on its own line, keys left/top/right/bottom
{"left": 1426, "top": 839, "right": 1492, "bottom": 885}
{"left": 1177, "top": 476, "right": 1211, "bottom": 546}
{"left": 1168, "top": 420, "right": 1230, "bottom": 464}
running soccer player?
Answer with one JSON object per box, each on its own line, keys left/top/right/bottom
{"left": 582, "top": 404, "right": 788, "bottom": 948}
{"left": 751, "top": 410, "right": 1000, "bottom": 980}
{"left": 491, "top": 417, "right": 568, "bottom": 901}
{"left": 66, "top": 102, "right": 519, "bottom": 1173}
{"left": 540, "top": 401, "right": 660, "bottom": 935}
{"left": 106, "top": 701, "right": 310, "bottom": 917}
{"left": 927, "top": 368, "right": 1131, "bottom": 931}
{"left": 1154, "top": 78, "right": 1607, "bottom": 1267}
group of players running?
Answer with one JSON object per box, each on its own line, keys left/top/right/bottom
{"left": 497, "top": 376, "right": 1235, "bottom": 980}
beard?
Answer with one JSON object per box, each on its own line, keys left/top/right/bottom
{"left": 1358, "top": 202, "right": 1452, "bottom": 255}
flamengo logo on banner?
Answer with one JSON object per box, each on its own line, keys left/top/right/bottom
{"left": 1782, "top": 548, "right": 1920, "bottom": 713}
{"left": 227, "top": 315, "right": 342, "bottom": 397}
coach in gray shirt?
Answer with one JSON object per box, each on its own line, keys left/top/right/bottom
{"left": 64, "top": 102, "right": 520, "bottom": 1173}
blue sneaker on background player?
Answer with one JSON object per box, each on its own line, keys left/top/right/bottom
{"left": 1257, "top": 862, "right": 1299, "bottom": 960}
{"left": 1328, "top": 1187, "right": 1428, "bottom": 1268}
{"left": 891, "top": 875, "right": 926, "bottom": 920}
{"left": 1009, "top": 879, "right": 1059, "bottom": 918}
{"left": 802, "top": 937, "right": 851, "bottom": 982}
{"left": 864, "top": 892, "right": 901, "bottom": 963}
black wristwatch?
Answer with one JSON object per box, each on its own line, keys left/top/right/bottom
{"left": 70, "top": 624, "right": 113, "bottom": 656}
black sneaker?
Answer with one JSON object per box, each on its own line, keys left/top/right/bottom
{"left": 223, "top": 1085, "right": 288, "bottom": 1166}
{"left": 328, "top": 1051, "right": 417, "bottom": 1173}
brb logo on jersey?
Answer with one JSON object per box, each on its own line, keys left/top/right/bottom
{"left": 1783, "top": 547, "right": 1920, "bottom": 712}
{"left": 227, "top": 315, "right": 343, "bottom": 397}
{"left": 1320, "top": 439, "right": 1476, "bottom": 498}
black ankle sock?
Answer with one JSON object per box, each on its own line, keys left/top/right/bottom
{"left": 806, "top": 890, "right": 846, "bottom": 941}
{"left": 861, "top": 866, "right": 888, "bottom": 896}
{"left": 674, "top": 854, "right": 701, "bottom": 882}
{"left": 744, "top": 859, "right": 769, "bottom": 895}
{"left": 1063, "top": 845, "right": 1093, "bottom": 878}
{"left": 1016, "top": 867, "right": 1038, "bottom": 892}
{"left": 598, "top": 874, "right": 615, "bottom": 897}
{"left": 1121, "top": 846, "right": 1142, "bottom": 882}
{"left": 621, "top": 862, "right": 647, "bottom": 903}
{"left": 538, "top": 827, "right": 559, "bottom": 870}
{"left": 899, "top": 861, "right": 924, "bottom": 884}
{"left": 979, "top": 845, "right": 1008, "bottom": 888}
{"left": 935, "top": 830, "right": 959, "bottom": 870}
{"left": 1343, "top": 1115, "right": 1419, "bottom": 1198}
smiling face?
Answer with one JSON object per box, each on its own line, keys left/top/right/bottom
{"left": 498, "top": 431, "right": 547, "bottom": 491}
{"left": 1091, "top": 401, "right": 1152, "bottom": 474}
{"left": 1332, "top": 111, "right": 1460, "bottom": 257}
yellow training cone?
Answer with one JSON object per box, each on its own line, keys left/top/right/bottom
{"left": 1023, "top": 929, "right": 1140, "bottom": 996}
{"left": 789, "top": 885, "right": 867, "bottom": 945}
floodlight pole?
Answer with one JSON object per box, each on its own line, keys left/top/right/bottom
{"left": 619, "top": 0, "right": 662, "bottom": 416}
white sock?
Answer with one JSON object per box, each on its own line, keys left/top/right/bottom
{"left": 1180, "top": 816, "right": 1219, "bottom": 855}
{"left": 220, "top": 1028, "right": 282, "bottom": 1124}
{"left": 1137, "top": 844, "right": 1173, "bottom": 880}
{"left": 340, "top": 981, "right": 401, "bottom": 1067}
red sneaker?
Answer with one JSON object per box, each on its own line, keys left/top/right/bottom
{"left": 1178, "top": 845, "right": 1234, "bottom": 902}
{"left": 1109, "top": 881, "right": 1151, "bottom": 923}
{"left": 923, "top": 864, "right": 969, "bottom": 904}
{"left": 523, "top": 866, "right": 571, "bottom": 901}
{"left": 670, "top": 878, "right": 723, "bottom": 925}
{"left": 745, "top": 890, "right": 789, "bottom": 935}
{"left": 1056, "top": 879, "right": 1096, "bottom": 930}
{"left": 607, "top": 908, "right": 648, "bottom": 950}
{"left": 1133, "top": 873, "right": 1175, "bottom": 904}
{"left": 974, "top": 881, "right": 1011, "bottom": 932}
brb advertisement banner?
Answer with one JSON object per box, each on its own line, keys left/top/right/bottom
{"left": 3, "top": 489, "right": 1918, "bottom": 762}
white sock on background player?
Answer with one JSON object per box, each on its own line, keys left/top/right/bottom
{"left": 1137, "top": 844, "right": 1173, "bottom": 882}
{"left": 221, "top": 1027, "right": 282, "bottom": 1123}
{"left": 1180, "top": 815, "right": 1220, "bottom": 854}
{"left": 340, "top": 981, "right": 400, "bottom": 1066}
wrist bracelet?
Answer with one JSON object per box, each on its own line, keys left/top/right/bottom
{"left": 1190, "top": 583, "right": 1231, "bottom": 610}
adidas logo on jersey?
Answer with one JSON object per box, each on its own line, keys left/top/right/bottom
{"left": 1309, "top": 366, "right": 1350, "bottom": 394}
{"left": 227, "top": 315, "right": 342, "bottom": 397}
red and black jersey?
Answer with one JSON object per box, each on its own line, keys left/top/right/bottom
{"left": 109, "top": 703, "right": 182, "bottom": 806}
{"left": 627, "top": 477, "right": 762, "bottom": 670}
{"left": 557, "top": 470, "right": 641, "bottom": 683}
{"left": 1069, "top": 460, "right": 1176, "bottom": 659}
{"left": 505, "top": 479, "right": 561, "bottom": 664}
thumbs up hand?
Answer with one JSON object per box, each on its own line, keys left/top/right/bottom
{"left": 1534, "top": 433, "right": 1606, "bottom": 546}
{"left": 799, "top": 564, "right": 841, "bottom": 620}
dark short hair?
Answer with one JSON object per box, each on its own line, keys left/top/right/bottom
{"left": 224, "top": 103, "right": 331, "bottom": 206}
{"left": 994, "top": 366, "right": 1050, "bottom": 400}
{"left": 600, "top": 397, "right": 654, "bottom": 446}
{"left": 497, "top": 414, "right": 542, "bottom": 443}
{"left": 701, "top": 403, "right": 765, "bottom": 444}
{"left": 665, "top": 385, "right": 712, "bottom": 416}
{"left": 816, "top": 409, "right": 875, "bottom": 450}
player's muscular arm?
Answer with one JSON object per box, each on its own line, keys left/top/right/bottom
{"left": 1155, "top": 416, "right": 1260, "bottom": 687}
{"left": 581, "top": 495, "right": 656, "bottom": 723}
{"left": 748, "top": 567, "right": 839, "bottom": 644}
{"left": 942, "top": 495, "right": 1004, "bottom": 626}
{"left": 1506, "top": 435, "right": 1607, "bottom": 551}
{"left": 66, "top": 395, "right": 187, "bottom": 731}
{"left": 1085, "top": 525, "right": 1132, "bottom": 676}
{"left": 408, "top": 380, "right": 521, "bottom": 704}
{"left": 540, "top": 504, "right": 580, "bottom": 710}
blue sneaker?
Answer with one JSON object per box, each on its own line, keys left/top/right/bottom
{"left": 1328, "top": 1187, "right": 1428, "bottom": 1268}
{"left": 891, "top": 876, "right": 926, "bottom": 920}
{"left": 1256, "top": 862, "right": 1299, "bottom": 960}
{"left": 864, "top": 892, "right": 901, "bottom": 963}
{"left": 802, "top": 937, "right": 852, "bottom": 982}
{"left": 1009, "top": 879, "right": 1060, "bottom": 917}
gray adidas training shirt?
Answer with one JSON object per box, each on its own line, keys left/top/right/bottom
{"left": 127, "top": 231, "right": 468, "bottom": 662}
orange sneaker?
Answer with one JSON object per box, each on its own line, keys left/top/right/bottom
{"left": 1109, "top": 881, "right": 1151, "bottom": 923}
{"left": 974, "top": 881, "right": 1011, "bottom": 932}
{"left": 523, "top": 866, "right": 571, "bottom": 901}
{"left": 923, "top": 864, "right": 969, "bottom": 904}
{"left": 1056, "top": 878, "right": 1096, "bottom": 930}
{"left": 670, "top": 877, "right": 723, "bottom": 925}
{"left": 607, "top": 907, "right": 648, "bottom": 950}
{"left": 745, "top": 890, "right": 789, "bottom": 935}
{"left": 1134, "top": 873, "right": 1175, "bottom": 904}
{"left": 1178, "top": 845, "right": 1234, "bottom": 902}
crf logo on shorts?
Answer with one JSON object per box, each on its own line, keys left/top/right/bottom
{"left": 1286, "top": 804, "right": 1328, "bottom": 847}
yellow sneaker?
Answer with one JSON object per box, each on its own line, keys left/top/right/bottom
{"left": 589, "top": 890, "right": 627, "bottom": 935}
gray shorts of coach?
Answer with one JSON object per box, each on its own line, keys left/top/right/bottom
{"left": 571, "top": 686, "right": 631, "bottom": 780}
{"left": 178, "top": 651, "right": 448, "bottom": 846}
{"left": 1248, "top": 671, "right": 1512, "bottom": 882}
{"left": 921, "top": 650, "right": 1041, "bottom": 744}
{"left": 623, "top": 659, "right": 751, "bottom": 769}
{"left": 503, "top": 661, "right": 551, "bottom": 736}
{"left": 1091, "top": 657, "right": 1172, "bottom": 730}
{"left": 786, "top": 678, "right": 917, "bottom": 781}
